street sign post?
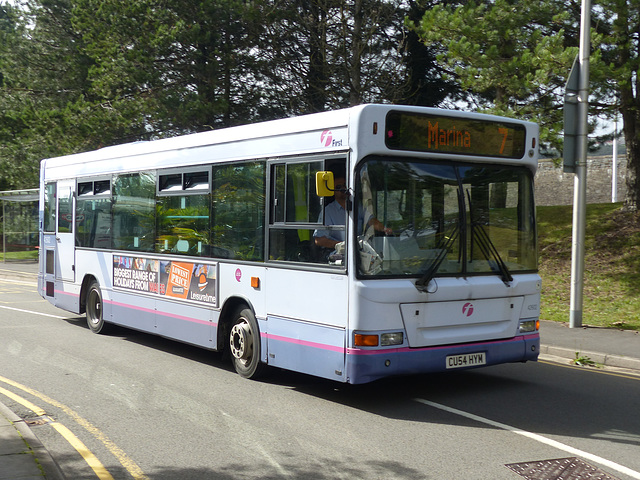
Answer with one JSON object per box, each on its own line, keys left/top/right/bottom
{"left": 567, "top": 0, "right": 591, "bottom": 329}
{"left": 563, "top": 55, "right": 580, "bottom": 174}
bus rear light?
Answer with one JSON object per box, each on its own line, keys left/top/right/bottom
{"left": 519, "top": 320, "right": 538, "bottom": 333}
{"left": 354, "top": 334, "right": 379, "bottom": 347}
{"left": 380, "top": 332, "right": 403, "bottom": 346}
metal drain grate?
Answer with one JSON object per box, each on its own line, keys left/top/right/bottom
{"left": 505, "top": 457, "right": 620, "bottom": 480}
{"left": 24, "top": 415, "right": 52, "bottom": 426}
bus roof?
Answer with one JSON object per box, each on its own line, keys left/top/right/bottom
{"left": 41, "top": 105, "right": 539, "bottom": 180}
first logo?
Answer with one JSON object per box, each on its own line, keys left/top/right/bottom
{"left": 321, "top": 130, "right": 333, "bottom": 147}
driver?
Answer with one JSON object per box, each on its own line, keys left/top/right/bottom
{"left": 314, "top": 175, "right": 392, "bottom": 251}
{"left": 314, "top": 176, "right": 348, "bottom": 250}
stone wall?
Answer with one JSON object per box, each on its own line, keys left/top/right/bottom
{"left": 535, "top": 156, "right": 627, "bottom": 206}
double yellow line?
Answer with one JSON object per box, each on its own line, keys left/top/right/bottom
{"left": 0, "top": 375, "right": 148, "bottom": 480}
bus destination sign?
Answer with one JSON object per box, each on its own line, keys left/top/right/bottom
{"left": 385, "top": 111, "right": 527, "bottom": 159}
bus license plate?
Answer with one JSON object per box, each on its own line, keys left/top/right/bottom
{"left": 446, "top": 352, "right": 486, "bottom": 369}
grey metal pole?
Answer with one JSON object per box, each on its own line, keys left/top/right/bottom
{"left": 2, "top": 200, "right": 5, "bottom": 264}
{"left": 569, "top": 0, "right": 591, "bottom": 328}
{"left": 612, "top": 116, "right": 618, "bottom": 203}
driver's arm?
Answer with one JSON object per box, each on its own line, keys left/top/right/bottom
{"left": 315, "top": 235, "right": 340, "bottom": 249}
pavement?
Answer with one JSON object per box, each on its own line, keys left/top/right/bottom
{"left": 0, "top": 403, "right": 64, "bottom": 480}
{"left": 0, "top": 260, "right": 639, "bottom": 479}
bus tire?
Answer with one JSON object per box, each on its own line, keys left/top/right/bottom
{"left": 86, "top": 281, "right": 108, "bottom": 334}
{"left": 229, "top": 306, "right": 264, "bottom": 379}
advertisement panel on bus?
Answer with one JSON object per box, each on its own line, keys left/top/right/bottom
{"left": 113, "top": 255, "right": 218, "bottom": 307}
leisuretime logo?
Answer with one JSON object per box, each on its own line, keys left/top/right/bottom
{"left": 462, "top": 302, "right": 474, "bottom": 317}
{"left": 198, "top": 274, "right": 208, "bottom": 291}
{"left": 321, "top": 130, "right": 343, "bottom": 147}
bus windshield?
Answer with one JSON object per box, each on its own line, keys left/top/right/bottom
{"left": 355, "top": 156, "right": 537, "bottom": 280}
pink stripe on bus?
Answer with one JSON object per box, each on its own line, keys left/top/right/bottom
{"left": 262, "top": 333, "right": 344, "bottom": 353}
{"left": 54, "top": 289, "right": 79, "bottom": 298}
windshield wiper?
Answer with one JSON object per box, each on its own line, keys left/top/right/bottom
{"left": 466, "top": 191, "right": 512, "bottom": 284}
{"left": 471, "top": 221, "right": 513, "bottom": 284}
{"left": 415, "top": 224, "right": 459, "bottom": 292}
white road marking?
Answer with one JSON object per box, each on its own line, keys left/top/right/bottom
{"left": 0, "top": 277, "right": 37, "bottom": 286}
{"left": 414, "top": 398, "right": 640, "bottom": 479}
{"left": 0, "top": 304, "right": 71, "bottom": 319}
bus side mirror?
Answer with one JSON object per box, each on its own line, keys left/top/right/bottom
{"left": 316, "top": 171, "right": 335, "bottom": 197}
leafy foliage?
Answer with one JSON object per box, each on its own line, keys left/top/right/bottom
{"left": 409, "top": 0, "right": 579, "bottom": 152}
{"left": 0, "top": 0, "right": 452, "bottom": 190}
{"left": 410, "top": 0, "right": 640, "bottom": 211}
{"left": 590, "top": 0, "right": 640, "bottom": 210}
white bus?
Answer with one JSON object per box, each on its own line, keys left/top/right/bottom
{"left": 39, "top": 104, "right": 540, "bottom": 384}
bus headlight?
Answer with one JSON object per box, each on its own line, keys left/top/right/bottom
{"left": 354, "top": 332, "right": 404, "bottom": 347}
{"left": 380, "top": 332, "right": 403, "bottom": 346}
{"left": 519, "top": 320, "right": 539, "bottom": 333}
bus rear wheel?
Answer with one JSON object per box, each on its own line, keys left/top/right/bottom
{"left": 229, "top": 307, "right": 264, "bottom": 379}
{"left": 86, "top": 281, "right": 108, "bottom": 334}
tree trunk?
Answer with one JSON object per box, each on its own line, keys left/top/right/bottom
{"left": 620, "top": 41, "right": 640, "bottom": 212}
{"left": 623, "top": 117, "right": 640, "bottom": 211}
{"left": 615, "top": 0, "right": 639, "bottom": 212}
{"left": 349, "top": 0, "right": 363, "bottom": 106}
{"left": 304, "top": 0, "right": 328, "bottom": 113}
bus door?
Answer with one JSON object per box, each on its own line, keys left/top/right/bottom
{"left": 265, "top": 157, "right": 349, "bottom": 381}
{"left": 55, "top": 179, "right": 75, "bottom": 282}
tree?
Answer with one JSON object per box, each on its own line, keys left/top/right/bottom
{"left": 0, "top": 0, "right": 95, "bottom": 189}
{"left": 72, "top": 0, "right": 267, "bottom": 134}
{"left": 333, "top": 0, "right": 408, "bottom": 106}
{"left": 410, "top": 0, "right": 578, "bottom": 152}
{"left": 259, "top": 0, "right": 454, "bottom": 113}
{"left": 591, "top": 0, "right": 640, "bottom": 211}
{"left": 402, "top": 0, "right": 462, "bottom": 107}
{"left": 0, "top": 3, "right": 24, "bottom": 189}
{"left": 410, "top": 0, "right": 640, "bottom": 211}
{"left": 0, "top": 0, "right": 456, "bottom": 191}
{"left": 0, "top": 0, "right": 153, "bottom": 188}
{"left": 257, "top": 0, "right": 334, "bottom": 114}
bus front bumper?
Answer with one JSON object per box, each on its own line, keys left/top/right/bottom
{"left": 345, "top": 334, "right": 540, "bottom": 384}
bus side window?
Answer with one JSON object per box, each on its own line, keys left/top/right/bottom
{"left": 268, "top": 159, "right": 342, "bottom": 265}
{"left": 57, "top": 188, "right": 73, "bottom": 234}
{"left": 112, "top": 172, "right": 156, "bottom": 252}
{"left": 76, "top": 179, "right": 112, "bottom": 249}
{"left": 43, "top": 183, "right": 56, "bottom": 233}
{"left": 156, "top": 194, "right": 210, "bottom": 256}
{"left": 211, "top": 161, "right": 265, "bottom": 261}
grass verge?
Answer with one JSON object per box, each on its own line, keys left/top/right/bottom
{"left": 538, "top": 203, "right": 640, "bottom": 330}
{"left": 1, "top": 250, "right": 38, "bottom": 261}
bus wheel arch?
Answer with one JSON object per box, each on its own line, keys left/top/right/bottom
{"left": 84, "top": 278, "right": 109, "bottom": 334}
{"left": 218, "top": 297, "right": 265, "bottom": 379}
{"left": 79, "top": 275, "right": 98, "bottom": 315}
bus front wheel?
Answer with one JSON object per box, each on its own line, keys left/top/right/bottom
{"left": 86, "top": 281, "right": 108, "bottom": 334}
{"left": 229, "top": 307, "right": 264, "bottom": 379}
